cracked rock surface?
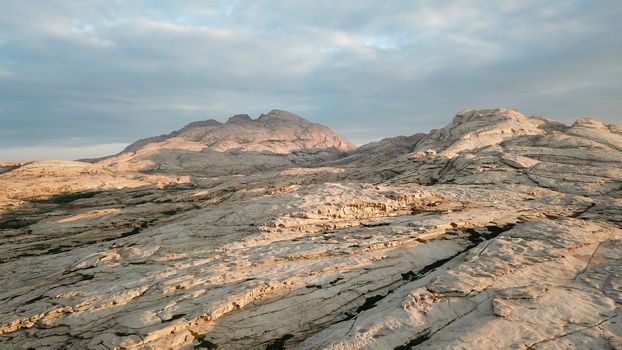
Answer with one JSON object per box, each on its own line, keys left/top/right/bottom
{"left": 1, "top": 108, "right": 621, "bottom": 349}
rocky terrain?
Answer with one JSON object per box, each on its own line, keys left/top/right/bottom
{"left": 0, "top": 108, "right": 620, "bottom": 349}
{"left": 90, "top": 109, "right": 355, "bottom": 176}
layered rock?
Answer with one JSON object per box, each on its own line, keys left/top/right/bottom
{"left": 352, "top": 108, "right": 622, "bottom": 197}
{"left": 0, "top": 160, "right": 189, "bottom": 213}
{"left": 94, "top": 109, "right": 355, "bottom": 175}
{"left": 0, "top": 108, "right": 620, "bottom": 349}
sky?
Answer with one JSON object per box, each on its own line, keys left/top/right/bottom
{"left": 1, "top": 0, "right": 621, "bottom": 161}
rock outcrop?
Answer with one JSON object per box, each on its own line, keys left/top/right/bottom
{"left": 351, "top": 108, "right": 622, "bottom": 196}
{"left": 0, "top": 108, "right": 620, "bottom": 349}
{"left": 94, "top": 109, "right": 355, "bottom": 175}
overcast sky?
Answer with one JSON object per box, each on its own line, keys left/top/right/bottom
{"left": 1, "top": 0, "right": 621, "bottom": 160}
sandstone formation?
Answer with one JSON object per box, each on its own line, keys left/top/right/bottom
{"left": 0, "top": 108, "right": 620, "bottom": 349}
{"left": 91, "top": 110, "right": 355, "bottom": 175}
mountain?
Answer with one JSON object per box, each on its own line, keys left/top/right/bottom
{"left": 348, "top": 108, "right": 622, "bottom": 196}
{"left": 94, "top": 109, "right": 356, "bottom": 175}
{"left": 0, "top": 108, "right": 620, "bottom": 350}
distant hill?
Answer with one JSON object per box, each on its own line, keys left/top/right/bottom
{"left": 91, "top": 109, "right": 355, "bottom": 175}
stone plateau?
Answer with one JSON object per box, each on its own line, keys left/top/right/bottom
{"left": 0, "top": 108, "right": 620, "bottom": 349}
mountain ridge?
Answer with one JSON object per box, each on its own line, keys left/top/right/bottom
{"left": 116, "top": 109, "right": 354, "bottom": 156}
{"left": 83, "top": 107, "right": 621, "bottom": 171}
{"left": 90, "top": 109, "right": 355, "bottom": 175}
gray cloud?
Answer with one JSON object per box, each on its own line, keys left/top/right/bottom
{"left": 0, "top": 0, "right": 621, "bottom": 160}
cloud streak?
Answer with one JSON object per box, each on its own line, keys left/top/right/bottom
{"left": 0, "top": 0, "right": 621, "bottom": 160}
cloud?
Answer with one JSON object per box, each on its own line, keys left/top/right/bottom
{"left": 0, "top": 0, "right": 621, "bottom": 160}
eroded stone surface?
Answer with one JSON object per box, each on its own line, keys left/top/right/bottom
{"left": 0, "top": 108, "right": 620, "bottom": 349}
{"left": 92, "top": 110, "right": 355, "bottom": 176}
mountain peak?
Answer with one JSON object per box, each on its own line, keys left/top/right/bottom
{"left": 452, "top": 108, "right": 528, "bottom": 125}
{"left": 572, "top": 117, "right": 610, "bottom": 130}
{"left": 258, "top": 109, "right": 307, "bottom": 122}
{"left": 226, "top": 114, "right": 253, "bottom": 124}
{"left": 413, "top": 108, "right": 547, "bottom": 158}
{"left": 178, "top": 119, "right": 222, "bottom": 132}
{"left": 96, "top": 109, "right": 355, "bottom": 174}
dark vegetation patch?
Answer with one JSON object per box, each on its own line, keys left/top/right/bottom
{"left": 119, "top": 221, "right": 150, "bottom": 238}
{"left": 120, "top": 226, "right": 143, "bottom": 238}
{"left": 265, "top": 334, "right": 294, "bottom": 350}
{"left": 401, "top": 271, "right": 417, "bottom": 281}
{"left": 189, "top": 330, "right": 218, "bottom": 349}
{"left": 162, "top": 313, "right": 186, "bottom": 322}
{"left": 355, "top": 294, "right": 385, "bottom": 313}
{"left": 465, "top": 223, "right": 515, "bottom": 244}
{"left": 342, "top": 312, "right": 356, "bottom": 320}
{"left": 329, "top": 277, "right": 344, "bottom": 285}
{"left": 78, "top": 273, "right": 95, "bottom": 281}
{"left": 412, "top": 256, "right": 454, "bottom": 278}
{"left": 32, "top": 191, "right": 101, "bottom": 204}
{"left": 361, "top": 222, "right": 391, "bottom": 228}
{"left": 0, "top": 218, "right": 40, "bottom": 229}
{"left": 394, "top": 331, "right": 431, "bottom": 349}
{"left": 161, "top": 209, "right": 181, "bottom": 216}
